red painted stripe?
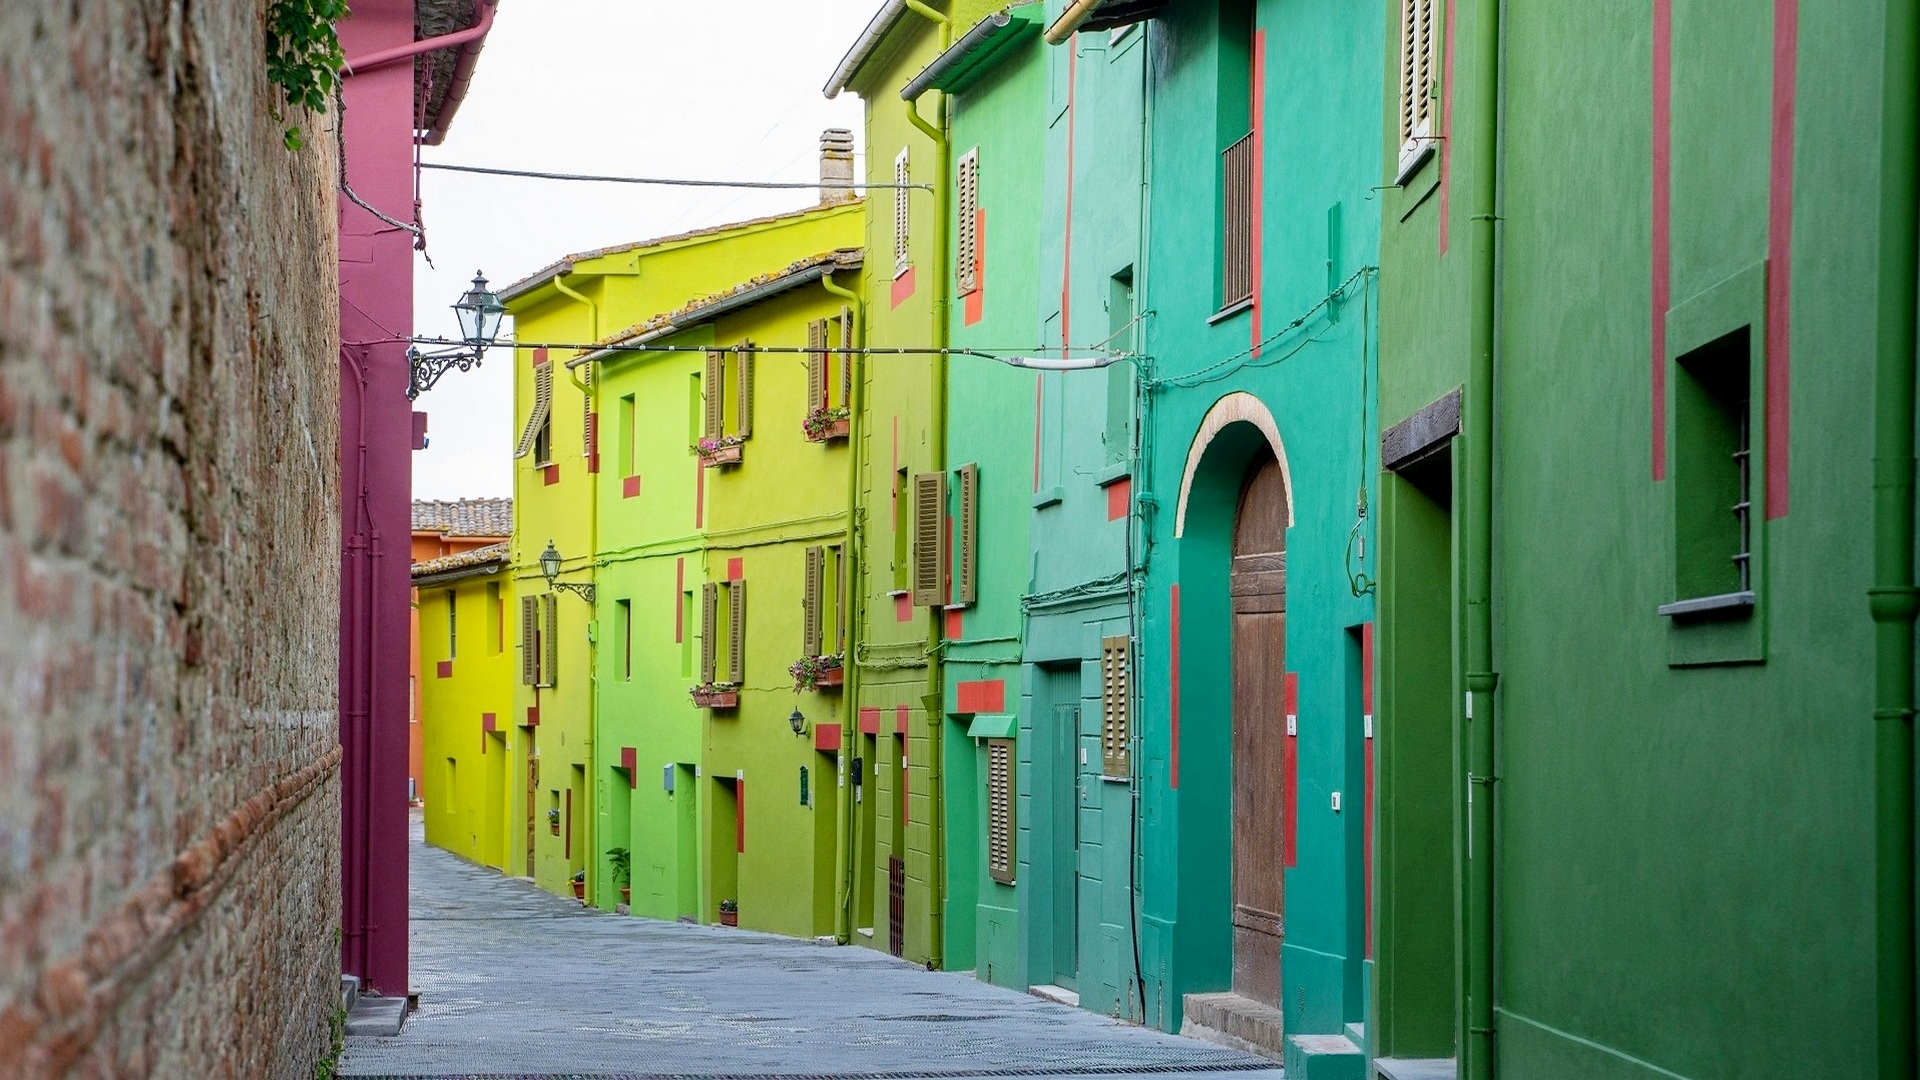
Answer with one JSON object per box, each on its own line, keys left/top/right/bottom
{"left": 891, "top": 266, "right": 916, "bottom": 308}
{"left": 1249, "top": 29, "right": 1266, "bottom": 354}
{"left": 1439, "top": 0, "right": 1457, "bottom": 255}
{"left": 623, "top": 474, "right": 641, "bottom": 499}
{"left": 964, "top": 209, "right": 987, "bottom": 326}
{"left": 1282, "top": 672, "right": 1298, "bottom": 868}
{"left": 435, "top": 660, "right": 452, "bottom": 679}
{"left": 1651, "top": 0, "right": 1672, "bottom": 480}
{"left": 1062, "top": 45, "right": 1076, "bottom": 351}
{"left": 859, "top": 707, "right": 881, "bottom": 735}
{"left": 955, "top": 680, "right": 1005, "bottom": 714}
{"left": 674, "top": 558, "right": 685, "bottom": 643}
{"left": 1169, "top": 585, "right": 1181, "bottom": 789}
{"left": 895, "top": 705, "right": 909, "bottom": 735}
{"left": 1765, "top": 0, "right": 1797, "bottom": 518}
{"left": 532, "top": 347, "right": 549, "bottom": 367}
{"left": 815, "top": 723, "right": 843, "bottom": 752}
{"left": 543, "top": 464, "right": 560, "bottom": 486}
{"left": 1106, "top": 475, "right": 1131, "bottom": 522}
{"left": 481, "top": 712, "right": 496, "bottom": 732}
{"left": 896, "top": 592, "right": 913, "bottom": 622}
{"left": 945, "top": 606, "right": 963, "bottom": 640}
{"left": 526, "top": 705, "right": 539, "bottom": 727}
{"left": 727, "top": 557, "right": 744, "bottom": 582}
{"left": 736, "top": 779, "right": 746, "bottom": 853}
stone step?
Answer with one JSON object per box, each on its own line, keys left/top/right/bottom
{"left": 1028, "top": 984, "right": 1080, "bottom": 1008}
{"left": 339, "top": 974, "right": 360, "bottom": 1015}
{"left": 344, "top": 993, "right": 408, "bottom": 1037}
{"left": 1285, "top": 1033, "right": 1365, "bottom": 1079}
{"left": 1180, "top": 992, "right": 1285, "bottom": 1062}
{"left": 1345, "top": 1021, "right": 1367, "bottom": 1051}
{"left": 1375, "top": 1057, "right": 1458, "bottom": 1080}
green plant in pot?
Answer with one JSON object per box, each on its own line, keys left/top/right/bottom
{"left": 607, "top": 846, "right": 632, "bottom": 906}
{"left": 570, "top": 869, "right": 586, "bottom": 901}
{"left": 717, "top": 898, "right": 738, "bottom": 927}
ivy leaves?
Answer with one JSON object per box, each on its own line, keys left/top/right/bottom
{"left": 266, "top": 0, "right": 350, "bottom": 151}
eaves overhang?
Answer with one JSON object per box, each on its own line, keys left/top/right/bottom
{"left": 900, "top": 5, "right": 1040, "bottom": 100}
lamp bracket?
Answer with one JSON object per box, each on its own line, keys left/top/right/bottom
{"left": 552, "top": 581, "right": 596, "bottom": 604}
{"left": 407, "top": 345, "right": 487, "bottom": 401}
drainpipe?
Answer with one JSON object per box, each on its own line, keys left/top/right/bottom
{"left": 342, "top": 0, "right": 496, "bottom": 76}
{"left": 1462, "top": 0, "right": 1503, "bottom": 1076}
{"left": 902, "top": 0, "right": 952, "bottom": 970}
{"left": 823, "top": 270, "right": 866, "bottom": 945}
{"left": 552, "top": 273, "right": 604, "bottom": 907}
{"left": 1871, "top": 1, "right": 1918, "bottom": 1075}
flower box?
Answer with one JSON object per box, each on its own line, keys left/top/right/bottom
{"left": 805, "top": 418, "right": 850, "bottom": 442}
{"left": 700, "top": 444, "right": 743, "bottom": 468}
{"left": 690, "top": 684, "right": 740, "bottom": 709}
{"left": 816, "top": 666, "right": 844, "bottom": 688}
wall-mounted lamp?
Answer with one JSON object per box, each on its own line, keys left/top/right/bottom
{"left": 788, "top": 707, "right": 807, "bottom": 737}
{"left": 538, "top": 539, "right": 596, "bottom": 603}
{"left": 408, "top": 270, "right": 506, "bottom": 399}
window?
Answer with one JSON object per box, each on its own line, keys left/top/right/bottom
{"left": 619, "top": 393, "right": 636, "bottom": 477}
{"left": 1101, "top": 635, "right": 1131, "bottom": 777}
{"left": 894, "top": 147, "right": 911, "bottom": 278}
{"left": 616, "top": 598, "right": 632, "bottom": 681}
{"left": 541, "top": 593, "right": 558, "bottom": 687}
{"left": 803, "top": 546, "right": 825, "bottom": 659}
{"left": 1396, "top": 0, "right": 1437, "bottom": 182}
{"left": 520, "top": 595, "right": 557, "bottom": 687}
{"left": 1216, "top": 0, "right": 1256, "bottom": 311}
{"left": 446, "top": 590, "right": 457, "bottom": 659}
{"left": 681, "top": 585, "right": 696, "bottom": 679}
{"left": 488, "top": 582, "right": 502, "bottom": 654}
{"left": 911, "top": 471, "right": 948, "bottom": 608}
{"left": 893, "top": 467, "right": 911, "bottom": 592}
{"left": 699, "top": 580, "right": 747, "bottom": 685}
{"left": 1106, "top": 269, "right": 1136, "bottom": 464}
{"left": 515, "top": 359, "right": 555, "bottom": 464}
{"left": 986, "top": 738, "right": 1015, "bottom": 883}
{"left": 1664, "top": 327, "right": 1755, "bottom": 612}
{"left": 702, "top": 345, "right": 755, "bottom": 447}
{"left": 956, "top": 149, "right": 980, "bottom": 295}
{"left": 689, "top": 372, "right": 703, "bottom": 443}
{"left": 700, "top": 583, "right": 719, "bottom": 685}
{"left": 827, "top": 544, "right": 845, "bottom": 652}
{"left": 954, "top": 464, "right": 978, "bottom": 606}
{"left": 804, "top": 319, "right": 851, "bottom": 438}
{"left": 728, "top": 579, "right": 747, "bottom": 684}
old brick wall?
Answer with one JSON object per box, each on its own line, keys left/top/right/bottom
{"left": 0, "top": 1, "right": 343, "bottom": 1077}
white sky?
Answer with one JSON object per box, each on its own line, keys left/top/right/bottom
{"left": 409, "top": 0, "right": 875, "bottom": 500}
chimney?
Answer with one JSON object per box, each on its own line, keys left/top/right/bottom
{"left": 818, "top": 129, "right": 856, "bottom": 206}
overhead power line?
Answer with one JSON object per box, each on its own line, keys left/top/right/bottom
{"left": 418, "top": 162, "right": 931, "bottom": 191}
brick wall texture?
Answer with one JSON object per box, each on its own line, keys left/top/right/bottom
{"left": 0, "top": 2, "right": 344, "bottom": 1077}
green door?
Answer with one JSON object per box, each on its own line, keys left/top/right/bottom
{"left": 1051, "top": 697, "right": 1080, "bottom": 991}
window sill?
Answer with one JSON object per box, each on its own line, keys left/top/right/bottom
{"left": 1657, "top": 591, "right": 1756, "bottom": 619}
{"left": 1032, "top": 486, "right": 1064, "bottom": 510}
{"left": 1394, "top": 142, "right": 1436, "bottom": 187}
{"left": 1207, "top": 298, "right": 1254, "bottom": 325}
{"left": 1094, "top": 460, "right": 1132, "bottom": 487}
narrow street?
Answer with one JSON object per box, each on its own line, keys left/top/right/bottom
{"left": 338, "top": 818, "right": 1284, "bottom": 1079}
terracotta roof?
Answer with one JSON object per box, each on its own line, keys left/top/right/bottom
{"left": 412, "top": 541, "right": 510, "bottom": 581}
{"left": 584, "top": 249, "right": 866, "bottom": 354}
{"left": 411, "top": 498, "right": 512, "bottom": 537}
{"left": 500, "top": 201, "right": 864, "bottom": 303}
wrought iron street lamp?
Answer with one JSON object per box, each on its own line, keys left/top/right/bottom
{"left": 408, "top": 271, "right": 506, "bottom": 399}
{"left": 788, "top": 708, "right": 807, "bottom": 737}
{"left": 538, "top": 540, "right": 595, "bottom": 603}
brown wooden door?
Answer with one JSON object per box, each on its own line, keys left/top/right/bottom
{"left": 1231, "top": 451, "right": 1288, "bottom": 1007}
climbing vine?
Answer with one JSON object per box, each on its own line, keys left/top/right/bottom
{"left": 266, "top": 0, "right": 350, "bottom": 150}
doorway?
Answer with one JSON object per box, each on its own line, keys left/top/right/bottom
{"left": 1036, "top": 664, "right": 1082, "bottom": 993}
{"left": 1230, "top": 448, "right": 1288, "bottom": 1007}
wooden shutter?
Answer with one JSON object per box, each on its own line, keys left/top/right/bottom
{"left": 893, "top": 147, "right": 911, "bottom": 276}
{"left": 581, "top": 363, "right": 595, "bottom": 459}
{"left": 803, "top": 546, "right": 824, "bottom": 658}
{"left": 703, "top": 350, "right": 724, "bottom": 440}
{"left": 1397, "top": 0, "right": 1436, "bottom": 180}
{"left": 515, "top": 361, "right": 553, "bottom": 459}
{"left": 956, "top": 149, "right": 979, "bottom": 294}
{"left": 700, "top": 582, "right": 718, "bottom": 685}
{"left": 541, "top": 593, "right": 559, "bottom": 688}
{"left": 910, "top": 471, "right": 946, "bottom": 607}
{"left": 1101, "top": 635, "right": 1131, "bottom": 777}
{"left": 727, "top": 580, "right": 747, "bottom": 683}
{"left": 986, "top": 738, "right": 1014, "bottom": 883}
{"left": 1222, "top": 131, "right": 1254, "bottom": 308}
{"left": 520, "top": 595, "right": 539, "bottom": 685}
{"left": 955, "top": 463, "right": 978, "bottom": 605}
{"left": 807, "top": 321, "right": 828, "bottom": 411}
{"left": 735, "top": 343, "right": 754, "bottom": 438}
{"left": 839, "top": 305, "right": 853, "bottom": 407}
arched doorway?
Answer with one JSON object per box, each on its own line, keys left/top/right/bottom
{"left": 1230, "top": 449, "right": 1288, "bottom": 1007}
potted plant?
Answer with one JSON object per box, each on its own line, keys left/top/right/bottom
{"left": 717, "top": 898, "right": 738, "bottom": 927}
{"left": 787, "top": 653, "right": 844, "bottom": 692}
{"left": 547, "top": 808, "right": 561, "bottom": 836}
{"left": 570, "top": 869, "right": 586, "bottom": 901}
{"left": 607, "top": 846, "right": 631, "bottom": 906}
{"left": 689, "top": 682, "right": 740, "bottom": 709}
{"left": 802, "top": 406, "right": 851, "bottom": 443}
{"left": 693, "top": 433, "right": 746, "bottom": 467}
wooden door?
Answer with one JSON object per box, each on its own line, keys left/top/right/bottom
{"left": 1231, "top": 451, "right": 1288, "bottom": 1007}
{"left": 525, "top": 750, "right": 538, "bottom": 876}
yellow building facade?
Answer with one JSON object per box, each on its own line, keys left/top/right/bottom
{"left": 414, "top": 542, "right": 517, "bottom": 871}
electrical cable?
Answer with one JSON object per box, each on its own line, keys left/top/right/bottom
{"left": 418, "top": 161, "right": 933, "bottom": 191}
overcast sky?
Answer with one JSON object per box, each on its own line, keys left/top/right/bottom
{"left": 409, "top": 0, "right": 874, "bottom": 500}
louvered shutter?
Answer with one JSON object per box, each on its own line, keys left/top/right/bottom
{"left": 806, "top": 321, "right": 827, "bottom": 411}
{"left": 703, "top": 350, "right": 724, "bottom": 440}
{"left": 955, "top": 463, "right": 978, "bottom": 606}
{"left": 520, "top": 595, "right": 539, "bottom": 685}
{"left": 727, "top": 580, "right": 746, "bottom": 683}
{"left": 514, "top": 361, "right": 554, "bottom": 459}
{"left": 736, "top": 343, "right": 754, "bottom": 438}
{"left": 986, "top": 738, "right": 1014, "bottom": 883}
{"left": 700, "top": 583, "right": 718, "bottom": 685}
{"left": 911, "top": 472, "right": 946, "bottom": 607}
{"left": 582, "top": 363, "right": 595, "bottom": 458}
{"left": 541, "top": 593, "right": 559, "bottom": 688}
{"left": 803, "top": 546, "right": 823, "bottom": 658}
{"left": 1397, "top": 0, "right": 1436, "bottom": 180}
{"left": 956, "top": 149, "right": 979, "bottom": 294}
{"left": 839, "top": 305, "right": 853, "bottom": 407}
{"left": 893, "top": 147, "right": 911, "bottom": 276}
{"left": 1101, "top": 635, "right": 1131, "bottom": 777}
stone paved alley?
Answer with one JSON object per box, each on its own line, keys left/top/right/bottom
{"left": 338, "top": 819, "right": 1285, "bottom": 1079}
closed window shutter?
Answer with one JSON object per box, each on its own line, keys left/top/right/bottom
{"left": 839, "top": 305, "right": 854, "bottom": 407}
{"left": 956, "top": 149, "right": 979, "bottom": 295}
{"left": 1101, "top": 635, "right": 1131, "bottom": 777}
{"left": 520, "top": 595, "right": 539, "bottom": 685}
{"left": 704, "top": 350, "right": 724, "bottom": 440}
{"left": 803, "top": 546, "right": 823, "bottom": 658}
{"left": 582, "top": 364, "right": 595, "bottom": 459}
{"left": 894, "top": 148, "right": 911, "bottom": 276}
{"left": 956, "top": 463, "right": 978, "bottom": 605}
{"left": 514, "top": 361, "right": 554, "bottom": 459}
{"left": 911, "top": 471, "right": 947, "bottom": 607}
{"left": 541, "top": 593, "right": 559, "bottom": 688}
{"left": 807, "top": 321, "right": 827, "bottom": 411}
{"left": 736, "top": 343, "right": 754, "bottom": 438}
{"left": 1397, "top": 0, "right": 1436, "bottom": 180}
{"left": 700, "top": 583, "right": 718, "bottom": 685}
{"left": 987, "top": 738, "right": 1015, "bottom": 883}
{"left": 728, "top": 580, "right": 746, "bottom": 683}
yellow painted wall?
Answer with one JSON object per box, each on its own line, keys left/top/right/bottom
{"left": 417, "top": 564, "right": 517, "bottom": 871}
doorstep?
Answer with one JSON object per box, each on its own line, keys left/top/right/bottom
{"left": 1374, "top": 1058, "right": 1457, "bottom": 1080}
{"left": 1028, "top": 984, "right": 1079, "bottom": 1008}
{"left": 344, "top": 993, "right": 408, "bottom": 1037}
{"left": 1181, "top": 992, "right": 1285, "bottom": 1062}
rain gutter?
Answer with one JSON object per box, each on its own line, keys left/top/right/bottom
{"left": 825, "top": 0, "right": 911, "bottom": 98}
{"left": 1043, "top": 0, "right": 1100, "bottom": 45}
{"left": 899, "top": 10, "right": 1015, "bottom": 101}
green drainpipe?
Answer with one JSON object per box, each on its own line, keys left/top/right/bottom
{"left": 1871, "top": 1, "right": 1918, "bottom": 1075}
{"left": 822, "top": 270, "right": 865, "bottom": 946}
{"left": 1463, "top": 0, "right": 1502, "bottom": 1076}
{"left": 552, "top": 273, "right": 603, "bottom": 909}
{"left": 903, "top": 0, "right": 952, "bottom": 970}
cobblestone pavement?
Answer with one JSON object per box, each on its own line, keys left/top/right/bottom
{"left": 339, "top": 819, "right": 1285, "bottom": 1079}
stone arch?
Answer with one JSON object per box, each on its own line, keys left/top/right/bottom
{"left": 1175, "top": 392, "right": 1293, "bottom": 537}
